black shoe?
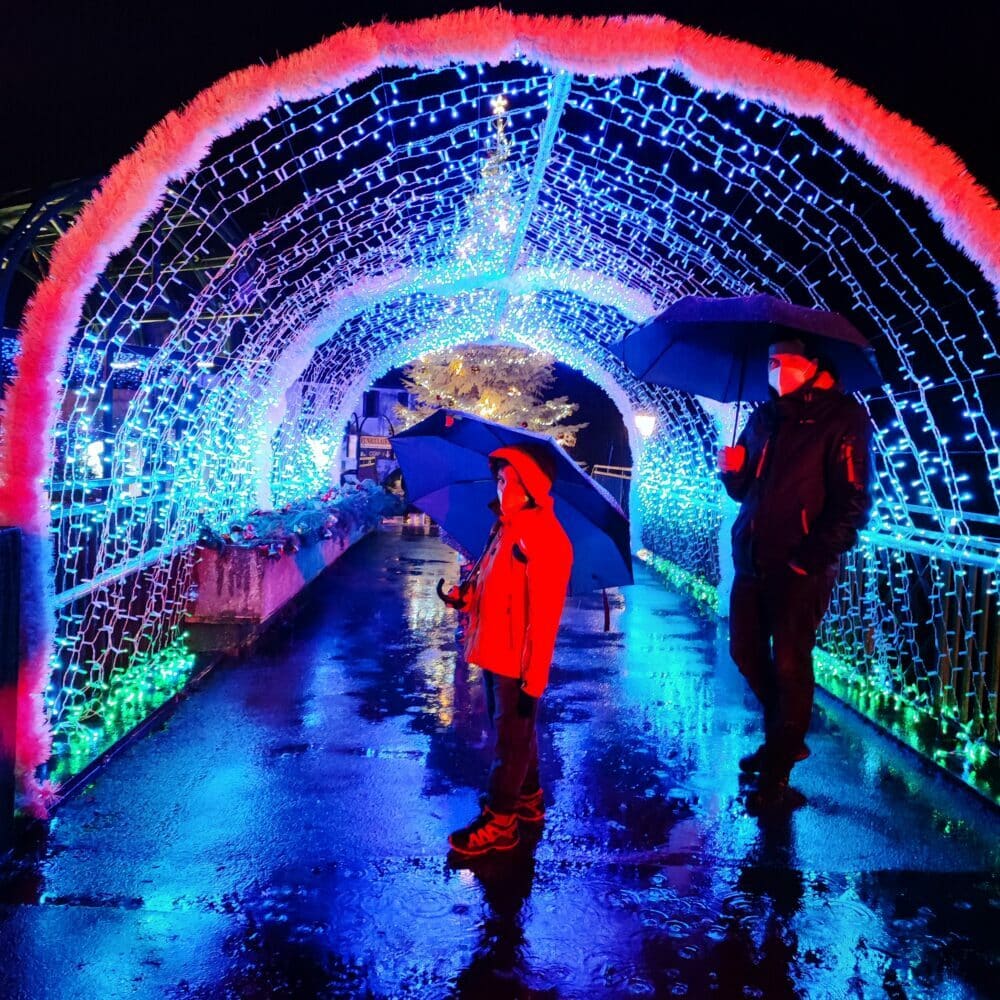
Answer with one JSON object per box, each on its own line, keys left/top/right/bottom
{"left": 739, "top": 743, "right": 810, "bottom": 774}
{"left": 448, "top": 807, "right": 519, "bottom": 857}
{"left": 745, "top": 774, "right": 805, "bottom": 813}
{"left": 738, "top": 745, "right": 770, "bottom": 774}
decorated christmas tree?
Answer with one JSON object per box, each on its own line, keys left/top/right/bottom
{"left": 397, "top": 344, "right": 587, "bottom": 447}
{"left": 395, "top": 94, "right": 585, "bottom": 447}
{"left": 452, "top": 93, "right": 518, "bottom": 272}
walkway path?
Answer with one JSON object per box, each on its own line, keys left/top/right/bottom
{"left": 2, "top": 530, "right": 997, "bottom": 998}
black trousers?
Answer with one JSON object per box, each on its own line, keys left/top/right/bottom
{"left": 729, "top": 567, "right": 837, "bottom": 772}
{"left": 483, "top": 672, "right": 540, "bottom": 815}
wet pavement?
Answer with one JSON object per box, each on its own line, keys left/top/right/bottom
{"left": 2, "top": 528, "right": 998, "bottom": 999}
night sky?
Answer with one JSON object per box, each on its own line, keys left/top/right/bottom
{"left": 1, "top": 1, "right": 998, "bottom": 198}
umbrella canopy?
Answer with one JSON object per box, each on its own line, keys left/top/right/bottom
{"left": 391, "top": 409, "right": 633, "bottom": 594}
{"left": 611, "top": 293, "right": 883, "bottom": 402}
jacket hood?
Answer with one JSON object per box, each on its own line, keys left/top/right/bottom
{"left": 489, "top": 444, "right": 556, "bottom": 509}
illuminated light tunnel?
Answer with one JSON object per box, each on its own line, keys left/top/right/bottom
{"left": 1, "top": 9, "right": 998, "bottom": 816}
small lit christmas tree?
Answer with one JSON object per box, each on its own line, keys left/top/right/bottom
{"left": 453, "top": 93, "right": 519, "bottom": 273}
{"left": 398, "top": 344, "right": 587, "bottom": 447}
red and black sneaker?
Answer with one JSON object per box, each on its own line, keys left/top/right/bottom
{"left": 478, "top": 789, "right": 546, "bottom": 824}
{"left": 448, "top": 807, "right": 519, "bottom": 857}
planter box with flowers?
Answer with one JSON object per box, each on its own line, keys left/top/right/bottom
{"left": 186, "top": 481, "right": 403, "bottom": 648}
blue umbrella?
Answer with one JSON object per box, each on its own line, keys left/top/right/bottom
{"left": 611, "top": 293, "right": 883, "bottom": 406}
{"left": 391, "top": 409, "right": 632, "bottom": 595}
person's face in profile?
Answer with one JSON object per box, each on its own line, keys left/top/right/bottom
{"left": 497, "top": 465, "right": 530, "bottom": 514}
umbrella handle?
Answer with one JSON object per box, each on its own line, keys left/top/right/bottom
{"left": 436, "top": 577, "right": 464, "bottom": 609}
{"left": 732, "top": 346, "right": 747, "bottom": 447}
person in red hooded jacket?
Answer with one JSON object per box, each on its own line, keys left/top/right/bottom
{"left": 439, "top": 443, "right": 573, "bottom": 856}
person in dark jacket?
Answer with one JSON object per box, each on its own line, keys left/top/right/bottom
{"left": 718, "top": 336, "right": 873, "bottom": 807}
{"left": 439, "top": 443, "right": 573, "bottom": 856}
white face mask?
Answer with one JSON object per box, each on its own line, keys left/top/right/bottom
{"left": 768, "top": 355, "right": 816, "bottom": 396}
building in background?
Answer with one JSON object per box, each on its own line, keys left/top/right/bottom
{"left": 342, "top": 387, "right": 415, "bottom": 484}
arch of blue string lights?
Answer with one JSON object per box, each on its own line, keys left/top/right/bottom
{"left": 42, "top": 56, "right": 999, "bottom": 787}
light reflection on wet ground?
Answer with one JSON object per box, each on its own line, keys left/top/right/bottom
{"left": 2, "top": 529, "right": 998, "bottom": 998}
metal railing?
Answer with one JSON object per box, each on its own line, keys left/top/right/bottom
{"left": 589, "top": 464, "right": 632, "bottom": 481}
{"left": 821, "top": 523, "right": 999, "bottom": 753}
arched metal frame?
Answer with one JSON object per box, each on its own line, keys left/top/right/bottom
{"left": 2, "top": 10, "right": 998, "bottom": 814}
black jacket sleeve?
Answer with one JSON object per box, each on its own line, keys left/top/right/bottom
{"left": 792, "top": 405, "right": 874, "bottom": 573}
{"left": 719, "top": 407, "right": 763, "bottom": 503}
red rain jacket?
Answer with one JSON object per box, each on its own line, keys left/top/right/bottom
{"left": 458, "top": 446, "right": 573, "bottom": 698}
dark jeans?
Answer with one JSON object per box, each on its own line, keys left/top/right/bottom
{"left": 484, "top": 672, "right": 540, "bottom": 815}
{"left": 729, "top": 567, "right": 837, "bottom": 772}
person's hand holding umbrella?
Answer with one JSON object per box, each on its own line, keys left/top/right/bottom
{"left": 717, "top": 445, "right": 746, "bottom": 474}
{"left": 435, "top": 577, "right": 469, "bottom": 609}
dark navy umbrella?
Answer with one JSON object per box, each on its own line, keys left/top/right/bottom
{"left": 611, "top": 293, "right": 883, "bottom": 406}
{"left": 391, "top": 409, "right": 632, "bottom": 595}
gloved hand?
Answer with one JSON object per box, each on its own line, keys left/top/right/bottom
{"left": 517, "top": 687, "right": 537, "bottom": 719}
{"left": 716, "top": 445, "right": 747, "bottom": 473}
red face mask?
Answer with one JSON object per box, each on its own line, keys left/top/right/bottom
{"left": 768, "top": 353, "right": 817, "bottom": 396}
